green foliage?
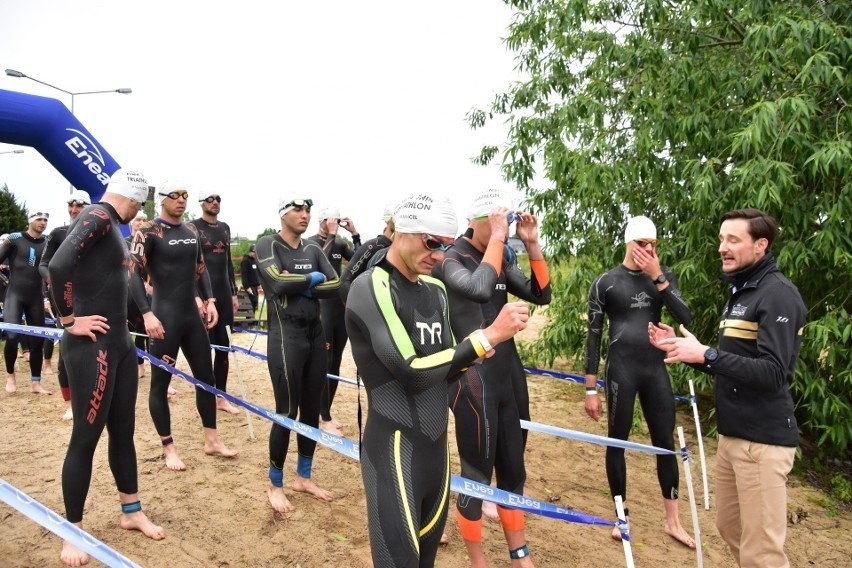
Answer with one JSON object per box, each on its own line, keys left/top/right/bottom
{"left": 0, "top": 184, "right": 29, "bottom": 234}
{"left": 258, "top": 227, "right": 277, "bottom": 239}
{"left": 830, "top": 472, "right": 852, "bottom": 505}
{"left": 473, "top": 0, "right": 852, "bottom": 456}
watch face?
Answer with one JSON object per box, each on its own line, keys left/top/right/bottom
{"left": 705, "top": 348, "right": 718, "bottom": 363}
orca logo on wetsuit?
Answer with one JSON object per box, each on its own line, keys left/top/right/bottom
{"left": 331, "top": 253, "right": 342, "bottom": 259}
{"left": 415, "top": 321, "right": 442, "bottom": 345}
{"left": 87, "top": 350, "right": 109, "bottom": 424}
{"left": 168, "top": 238, "right": 197, "bottom": 245}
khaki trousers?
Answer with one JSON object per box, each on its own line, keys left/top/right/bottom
{"left": 715, "top": 435, "right": 796, "bottom": 568}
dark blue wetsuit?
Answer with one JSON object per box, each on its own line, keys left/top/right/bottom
{"left": 346, "top": 258, "right": 491, "bottom": 568}
{"left": 0, "top": 231, "right": 47, "bottom": 377}
{"left": 339, "top": 234, "right": 392, "bottom": 303}
{"left": 254, "top": 233, "right": 339, "bottom": 479}
{"left": 39, "top": 225, "right": 71, "bottom": 398}
{"left": 307, "top": 232, "right": 361, "bottom": 422}
{"left": 130, "top": 219, "right": 218, "bottom": 438}
{"left": 585, "top": 264, "right": 691, "bottom": 503}
{"left": 433, "top": 237, "right": 551, "bottom": 524}
{"left": 190, "top": 218, "right": 237, "bottom": 394}
{"left": 48, "top": 203, "right": 140, "bottom": 523}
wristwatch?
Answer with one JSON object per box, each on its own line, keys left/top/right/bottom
{"left": 653, "top": 274, "right": 667, "bottom": 285}
{"left": 704, "top": 347, "right": 719, "bottom": 365}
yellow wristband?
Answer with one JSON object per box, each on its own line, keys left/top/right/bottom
{"left": 468, "top": 333, "right": 486, "bottom": 358}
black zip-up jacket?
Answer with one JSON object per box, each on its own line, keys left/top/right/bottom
{"left": 693, "top": 253, "right": 805, "bottom": 447}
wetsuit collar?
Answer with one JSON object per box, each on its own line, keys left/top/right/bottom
{"left": 155, "top": 216, "right": 182, "bottom": 228}
{"left": 98, "top": 201, "right": 121, "bottom": 223}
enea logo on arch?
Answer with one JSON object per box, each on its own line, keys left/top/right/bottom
{"left": 65, "top": 128, "right": 110, "bottom": 186}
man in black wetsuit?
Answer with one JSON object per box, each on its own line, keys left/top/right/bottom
{"left": 584, "top": 215, "right": 694, "bottom": 547}
{"left": 1, "top": 210, "right": 50, "bottom": 394}
{"left": 48, "top": 168, "right": 165, "bottom": 566}
{"left": 432, "top": 188, "right": 551, "bottom": 566}
{"left": 127, "top": 212, "right": 153, "bottom": 381}
{"left": 130, "top": 181, "right": 238, "bottom": 471}
{"left": 39, "top": 189, "right": 91, "bottom": 419}
{"left": 345, "top": 192, "right": 530, "bottom": 568}
{"left": 307, "top": 206, "right": 361, "bottom": 435}
{"left": 240, "top": 245, "right": 261, "bottom": 314}
{"left": 339, "top": 202, "right": 396, "bottom": 303}
{"left": 190, "top": 190, "right": 240, "bottom": 415}
{"left": 255, "top": 194, "right": 340, "bottom": 513}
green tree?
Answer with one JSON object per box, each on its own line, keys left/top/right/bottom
{"left": 0, "top": 184, "right": 28, "bottom": 235}
{"left": 470, "top": 0, "right": 851, "bottom": 455}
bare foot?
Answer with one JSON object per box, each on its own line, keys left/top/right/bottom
{"left": 119, "top": 511, "right": 165, "bottom": 540}
{"left": 665, "top": 523, "right": 696, "bottom": 549}
{"left": 482, "top": 499, "right": 499, "bottom": 521}
{"left": 167, "top": 385, "right": 177, "bottom": 398}
{"left": 62, "top": 406, "right": 73, "bottom": 421}
{"left": 319, "top": 420, "right": 343, "bottom": 436}
{"left": 217, "top": 397, "right": 241, "bottom": 414}
{"left": 5, "top": 375, "right": 16, "bottom": 393}
{"left": 267, "top": 486, "right": 296, "bottom": 513}
{"left": 292, "top": 476, "right": 333, "bottom": 502}
{"left": 60, "top": 540, "right": 90, "bottom": 566}
{"left": 23, "top": 351, "right": 30, "bottom": 362}
{"left": 612, "top": 518, "right": 628, "bottom": 541}
{"left": 440, "top": 533, "right": 450, "bottom": 545}
{"left": 42, "top": 362, "right": 54, "bottom": 376}
{"left": 163, "top": 445, "right": 186, "bottom": 471}
{"left": 203, "top": 440, "right": 239, "bottom": 458}
{"left": 138, "top": 364, "right": 146, "bottom": 379}
{"left": 31, "top": 382, "right": 52, "bottom": 395}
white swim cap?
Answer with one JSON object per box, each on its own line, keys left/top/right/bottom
{"left": 107, "top": 169, "right": 149, "bottom": 203}
{"left": 278, "top": 195, "right": 313, "bottom": 215}
{"left": 198, "top": 189, "right": 221, "bottom": 202}
{"left": 624, "top": 215, "right": 657, "bottom": 243}
{"left": 67, "top": 189, "right": 92, "bottom": 205}
{"left": 134, "top": 211, "right": 148, "bottom": 221}
{"left": 158, "top": 180, "right": 188, "bottom": 204}
{"left": 394, "top": 193, "right": 457, "bottom": 238}
{"left": 28, "top": 211, "right": 50, "bottom": 222}
{"left": 382, "top": 200, "right": 397, "bottom": 222}
{"left": 316, "top": 206, "right": 340, "bottom": 221}
{"left": 468, "top": 188, "right": 516, "bottom": 220}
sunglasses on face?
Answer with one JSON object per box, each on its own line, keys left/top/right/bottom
{"left": 67, "top": 200, "right": 88, "bottom": 206}
{"left": 634, "top": 239, "right": 657, "bottom": 248}
{"left": 201, "top": 195, "right": 222, "bottom": 204}
{"left": 159, "top": 191, "right": 189, "bottom": 200}
{"left": 421, "top": 233, "right": 452, "bottom": 252}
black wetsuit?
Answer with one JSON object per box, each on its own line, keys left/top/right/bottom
{"left": 339, "top": 234, "right": 392, "bottom": 303}
{"left": 39, "top": 225, "right": 71, "bottom": 398}
{"left": 125, "top": 235, "right": 149, "bottom": 365}
{"left": 585, "top": 264, "right": 691, "bottom": 502}
{"left": 48, "top": 203, "right": 140, "bottom": 523}
{"left": 130, "top": 219, "right": 218, "bottom": 438}
{"left": 254, "top": 233, "right": 339, "bottom": 477}
{"left": 0, "top": 231, "right": 47, "bottom": 377}
{"left": 191, "top": 218, "right": 237, "bottom": 394}
{"left": 307, "top": 232, "right": 361, "bottom": 422}
{"left": 434, "top": 237, "right": 551, "bottom": 522}
{"left": 346, "top": 259, "right": 488, "bottom": 568}
{"left": 240, "top": 253, "right": 261, "bottom": 312}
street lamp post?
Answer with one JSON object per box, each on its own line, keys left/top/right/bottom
{"left": 4, "top": 69, "right": 131, "bottom": 191}
{"left": 0, "top": 149, "right": 25, "bottom": 156}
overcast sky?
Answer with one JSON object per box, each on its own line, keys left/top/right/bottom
{"left": 0, "top": 0, "right": 520, "bottom": 239}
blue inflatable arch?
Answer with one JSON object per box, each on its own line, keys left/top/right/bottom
{"left": 0, "top": 88, "right": 120, "bottom": 203}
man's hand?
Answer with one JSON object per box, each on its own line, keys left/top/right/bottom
{"left": 584, "top": 374, "right": 603, "bottom": 422}
{"left": 515, "top": 211, "right": 541, "bottom": 245}
{"left": 483, "top": 301, "right": 529, "bottom": 351}
{"left": 232, "top": 295, "right": 239, "bottom": 313}
{"left": 487, "top": 207, "right": 511, "bottom": 243}
{"left": 633, "top": 245, "right": 663, "bottom": 280}
{"left": 65, "top": 315, "right": 110, "bottom": 342}
{"left": 656, "top": 325, "right": 708, "bottom": 364}
{"left": 143, "top": 312, "right": 165, "bottom": 340}
{"left": 326, "top": 217, "right": 339, "bottom": 235}
{"left": 204, "top": 302, "right": 219, "bottom": 329}
{"left": 648, "top": 322, "right": 677, "bottom": 353}
{"left": 339, "top": 217, "right": 357, "bottom": 235}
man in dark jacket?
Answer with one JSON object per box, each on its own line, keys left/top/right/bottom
{"left": 651, "top": 208, "right": 806, "bottom": 568}
{"left": 240, "top": 245, "right": 261, "bottom": 313}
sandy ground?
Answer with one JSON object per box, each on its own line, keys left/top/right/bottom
{"left": 1, "top": 313, "right": 850, "bottom": 567}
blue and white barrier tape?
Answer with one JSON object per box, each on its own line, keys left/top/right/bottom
{"left": 521, "top": 420, "right": 676, "bottom": 455}
{"left": 524, "top": 366, "right": 696, "bottom": 404}
{"left": 0, "top": 478, "right": 140, "bottom": 567}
